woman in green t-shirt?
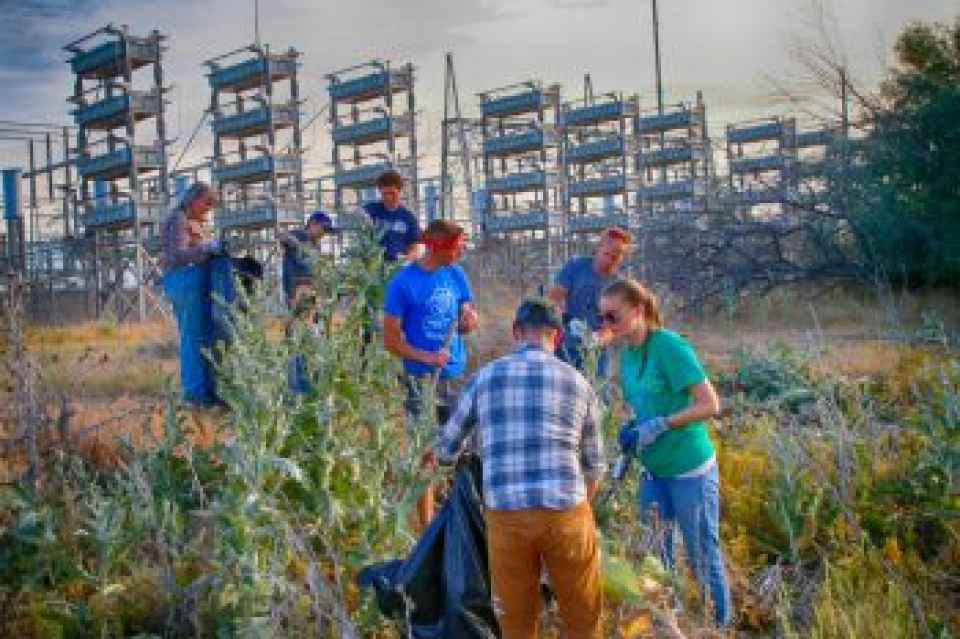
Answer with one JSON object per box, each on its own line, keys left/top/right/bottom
{"left": 600, "top": 278, "right": 732, "bottom": 628}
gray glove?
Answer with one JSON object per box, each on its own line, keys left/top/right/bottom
{"left": 201, "top": 238, "right": 222, "bottom": 254}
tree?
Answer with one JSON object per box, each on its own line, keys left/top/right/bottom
{"left": 848, "top": 18, "right": 960, "bottom": 287}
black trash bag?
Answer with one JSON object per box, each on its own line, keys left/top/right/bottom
{"left": 357, "top": 459, "right": 500, "bottom": 638}
{"left": 209, "top": 253, "right": 263, "bottom": 345}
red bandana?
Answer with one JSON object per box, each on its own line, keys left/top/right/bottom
{"left": 422, "top": 232, "right": 466, "bottom": 252}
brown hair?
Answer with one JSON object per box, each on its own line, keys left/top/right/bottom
{"left": 377, "top": 169, "right": 404, "bottom": 189}
{"left": 602, "top": 226, "right": 633, "bottom": 246}
{"left": 423, "top": 219, "right": 464, "bottom": 240}
{"left": 603, "top": 278, "right": 663, "bottom": 328}
{"left": 176, "top": 181, "right": 216, "bottom": 212}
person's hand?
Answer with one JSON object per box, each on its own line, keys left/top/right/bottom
{"left": 458, "top": 306, "right": 479, "bottom": 333}
{"left": 422, "top": 449, "right": 438, "bottom": 471}
{"left": 596, "top": 326, "right": 614, "bottom": 346}
{"left": 618, "top": 416, "right": 669, "bottom": 454}
{"left": 568, "top": 318, "right": 590, "bottom": 340}
{"left": 201, "top": 238, "right": 222, "bottom": 254}
{"left": 425, "top": 350, "right": 451, "bottom": 368}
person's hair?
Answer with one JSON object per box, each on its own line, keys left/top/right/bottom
{"left": 601, "top": 226, "right": 633, "bottom": 246}
{"left": 422, "top": 219, "right": 464, "bottom": 240}
{"left": 603, "top": 278, "right": 663, "bottom": 328}
{"left": 377, "top": 170, "right": 404, "bottom": 189}
{"left": 513, "top": 297, "right": 562, "bottom": 331}
{"left": 176, "top": 182, "right": 215, "bottom": 212}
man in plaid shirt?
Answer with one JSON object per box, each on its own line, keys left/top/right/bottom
{"left": 437, "top": 298, "right": 604, "bottom": 638}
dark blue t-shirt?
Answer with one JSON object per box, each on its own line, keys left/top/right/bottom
{"left": 383, "top": 262, "right": 474, "bottom": 378}
{"left": 281, "top": 229, "right": 315, "bottom": 301}
{"left": 362, "top": 202, "right": 421, "bottom": 261}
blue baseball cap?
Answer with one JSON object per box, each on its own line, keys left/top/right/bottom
{"left": 307, "top": 210, "right": 339, "bottom": 233}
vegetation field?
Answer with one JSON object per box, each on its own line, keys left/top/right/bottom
{"left": 1, "top": 229, "right": 957, "bottom": 638}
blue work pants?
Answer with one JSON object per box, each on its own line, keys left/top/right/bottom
{"left": 639, "top": 465, "right": 732, "bottom": 628}
{"left": 163, "top": 264, "right": 215, "bottom": 405}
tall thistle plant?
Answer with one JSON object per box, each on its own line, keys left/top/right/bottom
{"left": 203, "top": 226, "right": 431, "bottom": 635}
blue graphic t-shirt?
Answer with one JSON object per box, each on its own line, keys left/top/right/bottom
{"left": 362, "top": 202, "right": 421, "bottom": 261}
{"left": 383, "top": 262, "right": 474, "bottom": 378}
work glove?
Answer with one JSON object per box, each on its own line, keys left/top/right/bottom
{"left": 568, "top": 318, "right": 590, "bottom": 341}
{"left": 610, "top": 453, "right": 632, "bottom": 481}
{"left": 618, "top": 416, "right": 669, "bottom": 455}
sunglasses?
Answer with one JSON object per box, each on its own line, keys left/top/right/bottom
{"left": 598, "top": 310, "right": 622, "bottom": 325}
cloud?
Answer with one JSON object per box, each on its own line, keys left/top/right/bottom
{"left": 2, "top": 0, "right": 959, "bottom": 171}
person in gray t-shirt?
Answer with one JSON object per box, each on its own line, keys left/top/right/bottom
{"left": 548, "top": 226, "right": 632, "bottom": 373}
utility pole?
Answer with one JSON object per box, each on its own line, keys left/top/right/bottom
{"left": 652, "top": 0, "right": 664, "bottom": 115}
{"left": 254, "top": 0, "right": 261, "bottom": 48}
{"left": 439, "top": 53, "right": 473, "bottom": 222}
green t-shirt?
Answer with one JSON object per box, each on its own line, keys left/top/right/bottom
{"left": 619, "top": 328, "right": 715, "bottom": 477}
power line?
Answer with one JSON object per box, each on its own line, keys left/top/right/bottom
{"left": 172, "top": 111, "right": 209, "bottom": 172}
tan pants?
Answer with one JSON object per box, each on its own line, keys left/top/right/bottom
{"left": 485, "top": 501, "right": 603, "bottom": 639}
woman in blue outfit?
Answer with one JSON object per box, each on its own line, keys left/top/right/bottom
{"left": 601, "top": 277, "right": 732, "bottom": 628}
{"left": 159, "top": 182, "right": 222, "bottom": 407}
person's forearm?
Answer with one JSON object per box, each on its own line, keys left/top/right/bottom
{"left": 547, "top": 285, "right": 566, "bottom": 313}
{"left": 657, "top": 380, "right": 721, "bottom": 429}
{"left": 384, "top": 334, "right": 433, "bottom": 364}
{"left": 664, "top": 400, "right": 720, "bottom": 428}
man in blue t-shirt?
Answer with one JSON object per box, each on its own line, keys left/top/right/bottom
{"left": 548, "top": 226, "right": 632, "bottom": 374}
{"left": 383, "top": 219, "right": 479, "bottom": 528}
{"left": 361, "top": 169, "right": 421, "bottom": 262}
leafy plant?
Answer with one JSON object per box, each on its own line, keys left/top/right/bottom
{"left": 723, "top": 344, "right": 820, "bottom": 411}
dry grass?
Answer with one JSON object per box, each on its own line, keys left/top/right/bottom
{"left": 24, "top": 320, "right": 178, "bottom": 399}
{"left": 25, "top": 320, "right": 177, "bottom": 351}
{"left": 466, "top": 278, "right": 960, "bottom": 379}
{"left": 6, "top": 283, "right": 957, "bottom": 475}
{"left": 679, "top": 284, "right": 959, "bottom": 376}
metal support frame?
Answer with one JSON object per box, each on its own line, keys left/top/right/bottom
{"left": 204, "top": 42, "right": 304, "bottom": 302}
{"left": 439, "top": 53, "right": 479, "bottom": 227}
{"left": 636, "top": 94, "right": 711, "bottom": 217}
{"left": 326, "top": 59, "right": 418, "bottom": 217}
{"left": 725, "top": 115, "right": 799, "bottom": 216}
{"left": 560, "top": 86, "right": 640, "bottom": 256}
{"left": 477, "top": 78, "right": 563, "bottom": 286}
{"left": 66, "top": 24, "right": 170, "bottom": 321}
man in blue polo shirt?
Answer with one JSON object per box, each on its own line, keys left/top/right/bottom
{"left": 361, "top": 169, "right": 421, "bottom": 262}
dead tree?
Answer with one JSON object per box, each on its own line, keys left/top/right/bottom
{"left": 634, "top": 203, "right": 869, "bottom": 314}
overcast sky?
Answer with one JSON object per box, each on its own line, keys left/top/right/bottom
{"left": 0, "top": 0, "right": 956, "bottom": 173}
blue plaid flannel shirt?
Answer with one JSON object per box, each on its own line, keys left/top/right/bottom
{"left": 438, "top": 342, "right": 604, "bottom": 510}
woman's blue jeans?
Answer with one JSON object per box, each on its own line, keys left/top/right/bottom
{"left": 639, "top": 465, "right": 732, "bottom": 628}
{"left": 163, "top": 264, "right": 215, "bottom": 404}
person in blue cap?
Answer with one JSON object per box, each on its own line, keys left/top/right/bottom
{"left": 279, "top": 210, "right": 339, "bottom": 311}
{"left": 280, "top": 211, "right": 339, "bottom": 394}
